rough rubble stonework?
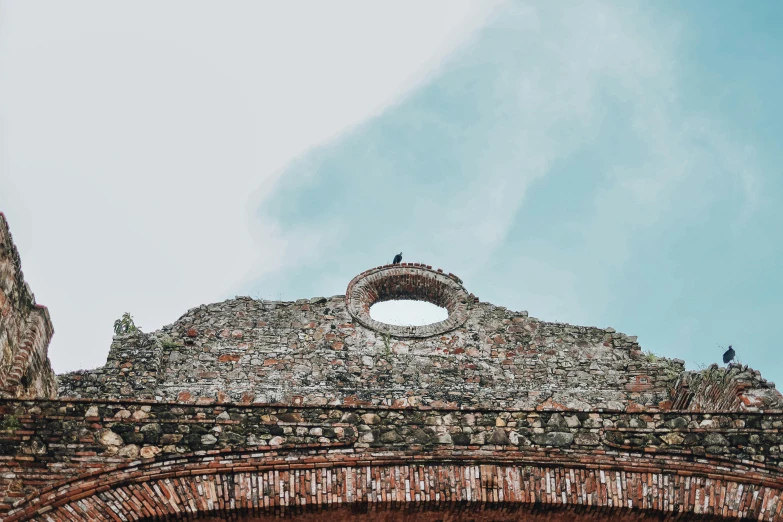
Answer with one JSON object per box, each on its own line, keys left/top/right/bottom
{"left": 57, "top": 264, "right": 780, "bottom": 414}
{"left": 0, "top": 213, "right": 56, "bottom": 400}
{"left": 1, "top": 215, "right": 783, "bottom": 521}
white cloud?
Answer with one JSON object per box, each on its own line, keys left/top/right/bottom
{"left": 238, "top": 1, "right": 689, "bottom": 306}
{"left": 516, "top": 5, "right": 763, "bottom": 331}
{"left": 247, "top": 0, "right": 763, "bottom": 339}
{"left": 0, "top": 1, "right": 497, "bottom": 372}
{"left": 398, "top": 2, "right": 686, "bottom": 282}
{"left": 439, "top": 2, "right": 760, "bottom": 325}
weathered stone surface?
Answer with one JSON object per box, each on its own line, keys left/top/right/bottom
{"left": 452, "top": 432, "right": 471, "bottom": 445}
{"left": 118, "top": 444, "right": 139, "bottom": 459}
{"left": 98, "top": 429, "right": 123, "bottom": 446}
{"left": 660, "top": 432, "right": 684, "bottom": 445}
{"left": 360, "top": 413, "right": 381, "bottom": 425}
{"left": 0, "top": 214, "right": 57, "bottom": 400}
{"left": 573, "top": 432, "right": 600, "bottom": 446}
{"left": 704, "top": 433, "right": 729, "bottom": 446}
{"left": 531, "top": 431, "right": 574, "bottom": 447}
{"left": 139, "top": 445, "right": 161, "bottom": 459}
{"left": 664, "top": 416, "right": 689, "bottom": 429}
{"left": 54, "top": 264, "right": 782, "bottom": 417}
{"left": 379, "top": 430, "right": 402, "bottom": 443}
{"left": 410, "top": 429, "right": 431, "bottom": 444}
{"left": 434, "top": 432, "right": 453, "bottom": 444}
{"left": 54, "top": 264, "right": 716, "bottom": 412}
{"left": 140, "top": 423, "right": 161, "bottom": 444}
{"left": 488, "top": 427, "right": 510, "bottom": 445}
{"left": 547, "top": 413, "right": 568, "bottom": 429}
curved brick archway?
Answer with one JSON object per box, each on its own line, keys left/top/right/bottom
{"left": 5, "top": 400, "right": 783, "bottom": 521}
{"left": 345, "top": 264, "right": 472, "bottom": 338}
{"left": 8, "top": 451, "right": 783, "bottom": 521}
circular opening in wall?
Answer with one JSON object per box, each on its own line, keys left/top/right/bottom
{"left": 370, "top": 300, "right": 449, "bottom": 326}
{"left": 346, "top": 264, "right": 471, "bottom": 338}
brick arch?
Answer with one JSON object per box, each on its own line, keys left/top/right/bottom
{"left": 345, "top": 264, "right": 472, "bottom": 338}
{"left": 8, "top": 451, "right": 783, "bottom": 521}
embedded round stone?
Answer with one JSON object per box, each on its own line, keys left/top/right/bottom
{"left": 345, "top": 264, "right": 471, "bottom": 338}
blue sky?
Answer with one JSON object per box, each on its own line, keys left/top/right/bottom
{"left": 248, "top": 2, "right": 783, "bottom": 383}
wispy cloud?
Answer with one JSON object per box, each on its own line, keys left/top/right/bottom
{"left": 2, "top": 1, "right": 775, "bottom": 385}
{"left": 249, "top": 1, "right": 693, "bottom": 290}
{"left": 249, "top": 1, "right": 775, "bottom": 382}
{"left": 0, "top": 1, "right": 494, "bottom": 372}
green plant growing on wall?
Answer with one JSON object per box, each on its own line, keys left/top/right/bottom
{"left": 113, "top": 313, "right": 139, "bottom": 335}
{"left": 704, "top": 365, "right": 725, "bottom": 385}
{"left": 1, "top": 414, "right": 21, "bottom": 430}
{"left": 662, "top": 366, "right": 681, "bottom": 381}
{"left": 643, "top": 350, "right": 659, "bottom": 363}
{"left": 691, "top": 363, "right": 726, "bottom": 388}
{"left": 160, "top": 335, "right": 178, "bottom": 349}
{"left": 383, "top": 333, "right": 391, "bottom": 356}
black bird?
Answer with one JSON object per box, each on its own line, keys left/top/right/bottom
{"left": 392, "top": 252, "right": 403, "bottom": 264}
{"left": 723, "top": 345, "right": 735, "bottom": 364}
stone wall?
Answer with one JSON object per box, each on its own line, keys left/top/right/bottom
{"left": 3, "top": 399, "right": 783, "bottom": 520}
{"left": 58, "top": 265, "right": 695, "bottom": 411}
{"left": 672, "top": 363, "right": 782, "bottom": 412}
{"left": 57, "top": 332, "right": 164, "bottom": 400}
{"left": 0, "top": 214, "right": 56, "bottom": 400}
{"left": 2, "top": 219, "right": 782, "bottom": 520}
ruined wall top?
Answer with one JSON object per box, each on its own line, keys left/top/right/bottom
{"left": 0, "top": 213, "right": 57, "bottom": 399}
{"left": 58, "top": 262, "right": 783, "bottom": 412}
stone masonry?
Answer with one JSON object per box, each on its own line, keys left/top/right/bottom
{"left": 57, "top": 264, "right": 780, "bottom": 415}
{"left": 0, "top": 213, "right": 56, "bottom": 400}
{"left": 4, "top": 399, "right": 783, "bottom": 520}
{"left": 1, "top": 214, "right": 783, "bottom": 521}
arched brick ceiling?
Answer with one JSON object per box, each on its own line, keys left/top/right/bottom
{"left": 7, "top": 452, "right": 783, "bottom": 521}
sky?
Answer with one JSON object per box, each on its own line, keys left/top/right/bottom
{"left": 1, "top": 2, "right": 782, "bottom": 387}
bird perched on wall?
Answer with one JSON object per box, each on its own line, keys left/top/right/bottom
{"left": 392, "top": 252, "right": 403, "bottom": 264}
{"left": 723, "top": 345, "right": 735, "bottom": 364}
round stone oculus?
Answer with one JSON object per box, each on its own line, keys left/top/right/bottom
{"left": 345, "top": 264, "right": 471, "bottom": 338}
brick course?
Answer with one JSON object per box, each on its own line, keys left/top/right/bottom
{"left": 10, "top": 464, "right": 783, "bottom": 521}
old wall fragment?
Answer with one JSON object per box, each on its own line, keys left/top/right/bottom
{"left": 59, "top": 265, "right": 694, "bottom": 411}
{"left": 672, "top": 363, "right": 783, "bottom": 411}
{"left": 0, "top": 214, "right": 56, "bottom": 399}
